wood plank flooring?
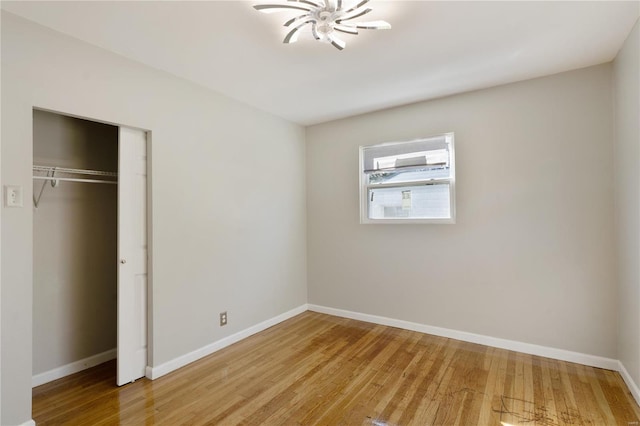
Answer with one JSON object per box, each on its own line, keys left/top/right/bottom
{"left": 33, "top": 312, "right": 640, "bottom": 425}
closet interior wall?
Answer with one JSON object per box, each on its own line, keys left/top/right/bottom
{"left": 32, "top": 110, "right": 118, "bottom": 379}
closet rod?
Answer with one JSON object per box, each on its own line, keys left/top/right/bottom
{"left": 32, "top": 165, "right": 118, "bottom": 208}
{"left": 32, "top": 176, "right": 118, "bottom": 185}
{"left": 32, "top": 165, "right": 118, "bottom": 178}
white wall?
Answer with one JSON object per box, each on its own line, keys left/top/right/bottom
{"left": 307, "top": 64, "right": 616, "bottom": 359}
{"left": 614, "top": 19, "right": 640, "bottom": 388}
{"left": 32, "top": 110, "right": 118, "bottom": 376}
{"left": 1, "top": 12, "right": 307, "bottom": 425}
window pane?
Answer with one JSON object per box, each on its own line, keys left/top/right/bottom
{"left": 371, "top": 149, "right": 449, "bottom": 171}
{"left": 368, "top": 183, "right": 451, "bottom": 219}
{"left": 362, "top": 136, "right": 449, "bottom": 172}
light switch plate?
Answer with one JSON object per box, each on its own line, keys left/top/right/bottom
{"left": 5, "top": 185, "right": 24, "bottom": 207}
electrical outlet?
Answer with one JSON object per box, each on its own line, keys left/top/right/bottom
{"left": 5, "top": 185, "right": 23, "bottom": 207}
{"left": 220, "top": 311, "right": 228, "bottom": 326}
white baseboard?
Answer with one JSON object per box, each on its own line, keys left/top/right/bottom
{"left": 19, "top": 420, "right": 36, "bottom": 426}
{"left": 618, "top": 361, "right": 640, "bottom": 406}
{"left": 146, "top": 304, "right": 308, "bottom": 380}
{"left": 32, "top": 348, "right": 117, "bottom": 388}
{"left": 307, "top": 304, "right": 619, "bottom": 371}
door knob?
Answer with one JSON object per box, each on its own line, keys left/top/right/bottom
{"left": 120, "top": 259, "right": 127, "bottom": 264}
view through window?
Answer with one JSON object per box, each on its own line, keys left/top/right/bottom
{"left": 360, "top": 134, "right": 455, "bottom": 223}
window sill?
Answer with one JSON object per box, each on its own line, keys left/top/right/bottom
{"left": 360, "top": 217, "right": 456, "bottom": 225}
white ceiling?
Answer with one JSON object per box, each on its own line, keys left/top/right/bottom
{"left": 2, "top": 1, "right": 638, "bottom": 125}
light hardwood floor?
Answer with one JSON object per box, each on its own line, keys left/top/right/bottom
{"left": 33, "top": 312, "right": 640, "bottom": 425}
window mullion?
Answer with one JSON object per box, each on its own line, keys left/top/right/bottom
{"left": 366, "top": 177, "right": 451, "bottom": 190}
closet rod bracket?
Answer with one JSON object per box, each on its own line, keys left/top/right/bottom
{"left": 33, "top": 168, "right": 57, "bottom": 208}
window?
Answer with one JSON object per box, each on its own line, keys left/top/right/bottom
{"left": 360, "top": 133, "right": 455, "bottom": 224}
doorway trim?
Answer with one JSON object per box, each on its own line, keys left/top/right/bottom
{"left": 30, "top": 107, "right": 153, "bottom": 387}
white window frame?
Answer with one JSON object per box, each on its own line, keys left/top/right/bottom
{"left": 359, "top": 133, "right": 456, "bottom": 224}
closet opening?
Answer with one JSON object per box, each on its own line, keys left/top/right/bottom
{"left": 32, "top": 109, "right": 149, "bottom": 391}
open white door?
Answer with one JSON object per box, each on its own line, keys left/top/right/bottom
{"left": 117, "top": 126, "right": 148, "bottom": 386}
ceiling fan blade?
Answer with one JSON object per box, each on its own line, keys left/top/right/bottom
{"left": 254, "top": 4, "right": 312, "bottom": 14}
{"left": 311, "top": 23, "right": 322, "bottom": 40}
{"left": 336, "top": 8, "right": 371, "bottom": 23}
{"left": 341, "top": 0, "right": 370, "bottom": 16}
{"left": 334, "top": 24, "right": 358, "bottom": 35}
{"left": 283, "top": 20, "right": 314, "bottom": 44}
{"left": 341, "top": 20, "right": 391, "bottom": 30}
{"left": 290, "top": 0, "right": 324, "bottom": 7}
{"left": 284, "top": 13, "right": 312, "bottom": 27}
{"left": 327, "top": 32, "right": 346, "bottom": 50}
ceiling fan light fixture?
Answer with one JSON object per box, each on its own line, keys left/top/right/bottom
{"left": 253, "top": 0, "right": 391, "bottom": 50}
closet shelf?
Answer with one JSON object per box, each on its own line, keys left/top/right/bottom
{"left": 32, "top": 165, "right": 118, "bottom": 208}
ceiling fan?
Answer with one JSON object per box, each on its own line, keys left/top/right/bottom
{"left": 253, "top": 0, "right": 391, "bottom": 51}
